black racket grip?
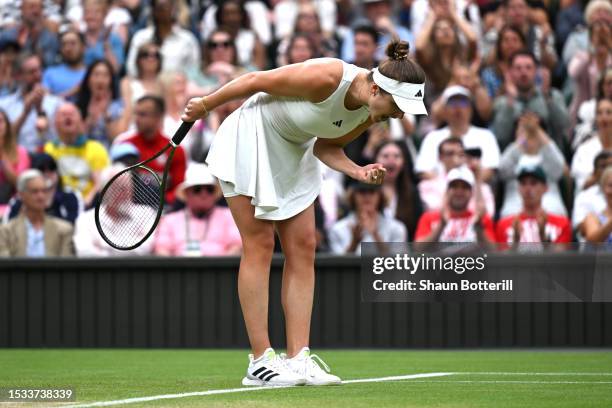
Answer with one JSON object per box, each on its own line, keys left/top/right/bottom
{"left": 171, "top": 121, "right": 195, "bottom": 146}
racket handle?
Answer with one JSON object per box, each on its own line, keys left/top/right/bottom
{"left": 171, "top": 121, "right": 195, "bottom": 146}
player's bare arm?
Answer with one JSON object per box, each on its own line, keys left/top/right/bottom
{"left": 182, "top": 59, "right": 343, "bottom": 121}
{"left": 313, "top": 117, "right": 386, "bottom": 185}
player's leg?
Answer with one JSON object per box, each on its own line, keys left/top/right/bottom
{"left": 226, "top": 195, "right": 305, "bottom": 386}
{"left": 275, "top": 204, "right": 341, "bottom": 385}
{"left": 275, "top": 203, "right": 317, "bottom": 357}
{"left": 225, "top": 195, "right": 275, "bottom": 357}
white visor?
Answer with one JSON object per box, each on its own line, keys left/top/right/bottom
{"left": 372, "top": 68, "right": 428, "bottom": 116}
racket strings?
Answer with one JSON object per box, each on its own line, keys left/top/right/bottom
{"left": 98, "top": 169, "right": 163, "bottom": 249}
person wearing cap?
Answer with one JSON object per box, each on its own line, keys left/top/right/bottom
{"left": 73, "top": 164, "right": 155, "bottom": 257}
{"left": 430, "top": 63, "right": 493, "bottom": 127}
{"left": 4, "top": 152, "right": 82, "bottom": 225}
{"left": 109, "top": 142, "right": 140, "bottom": 166}
{"left": 0, "top": 169, "right": 74, "bottom": 257}
{"left": 418, "top": 137, "right": 496, "bottom": 216}
{"left": 329, "top": 180, "right": 407, "bottom": 255}
{"left": 573, "top": 151, "right": 612, "bottom": 240}
{"left": 415, "top": 85, "right": 500, "bottom": 182}
{"left": 496, "top": 165, "right": 571, "bottom": 245}
{"left": 498, "top": 110, "right": 567, "bottom": 219}
{"left": 182, "top": 40, "right": 428, "bottom": 386}
{"left": 415, "top": 166, "right": 495, "bottom": 243}
{"left": 153, "top": 163, "right": 241, "bottom": 256}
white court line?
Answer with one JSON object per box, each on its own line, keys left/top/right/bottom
{"left": 453, "top": 372, "right": 612, "bottom": 376}
{"left": 63, "top": 372, "right": 454, "bottom": 408}
{"left": 408, "top": 380, "right": 612, "bottom": 385}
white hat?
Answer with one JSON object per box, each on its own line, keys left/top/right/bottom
{"left": 441, "top": 85, "right": 472, "bottom": 105}
{"left": 447, "top": 166, "right": 475, "bottom": 187}
{"left": 176, "top": 163, "right": 217, "bottom": 201}
{"left": 372, "top": 68, "right": 428, "bottom": 115}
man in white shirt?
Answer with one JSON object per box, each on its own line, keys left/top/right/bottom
{"left": 415, "top": 86, "right": 500, "bottom": 182}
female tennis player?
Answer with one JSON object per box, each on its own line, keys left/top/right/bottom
{"left": 182, "top": 40, "right": 427, "bottom": 387}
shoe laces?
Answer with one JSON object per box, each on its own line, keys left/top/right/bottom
{"left": 266, "top": 353, "right": 292, "bottom": 372}
{"left": 305, "top": 353, "right": 331, "bottom": 376}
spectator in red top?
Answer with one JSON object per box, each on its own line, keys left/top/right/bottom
{"left": 122, "top": 95, "right": 186, "bottom": 205}
{"left": 496, "top": 165, "right": 572, "bottom": 246}
{"left": 415, "top": 166, "right": 495, "bottom": 243}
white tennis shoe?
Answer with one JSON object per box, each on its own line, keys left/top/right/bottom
{"left": 242, "top": 348, "right": 306, "bottom": 386}
{"left": 283, "top": 347, "right": 342, "bottom": 386}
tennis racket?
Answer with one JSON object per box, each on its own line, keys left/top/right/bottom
{"left": 95, "top": 121, "right": 194, "bottom": 250}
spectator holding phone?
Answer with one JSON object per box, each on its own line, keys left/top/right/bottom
{"left": 419, "top": 137, "right": 495, "bottom": 215}
{"left": 498, "top": 111, "right": 567, "bottom": 218}
{"left": 416, "top": 86, "right": 500, "bottom": 182}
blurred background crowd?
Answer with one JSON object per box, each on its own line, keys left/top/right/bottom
{"left": 0, "top": 0, "right": 611, "bottom": 257}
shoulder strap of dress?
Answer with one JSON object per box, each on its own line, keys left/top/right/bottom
{"left": 341, "top": 60, "right": 367, "bottom": 82}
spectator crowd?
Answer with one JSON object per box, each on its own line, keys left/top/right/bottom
{"left": 0, "top": 0, "right": 612, "bottom": 257}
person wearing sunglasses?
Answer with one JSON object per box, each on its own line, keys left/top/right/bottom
{"left": 153, "top": 163, "right": 241, "bottom": 257}
{"left": 188, "top": 28, "right": 252, "bottom": 95}
{"left": 120, "top": 43, "right": 164, "bottom": 110}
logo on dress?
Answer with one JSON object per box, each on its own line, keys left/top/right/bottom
{"left": 332, "top": 120, "right": 343, "bottom": 127}
{"left": 414, "top": 90, "right": 423, "bottom": 98}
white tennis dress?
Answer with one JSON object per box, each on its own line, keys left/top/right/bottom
{"left": 206, "top": 59, "right": 370, "bottom": 220}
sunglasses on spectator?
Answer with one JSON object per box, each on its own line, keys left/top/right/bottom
{"left": 37, "top": 165, "right": 57, "bottom": 172}
{"left": 138, "top": 50, "right": 161, "bottom": 59}
{"left": 208, "top": 41, "right": 232, "bottom": 49}
{"left": 190, "top": 185, "right": 216, "bottom": 194}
